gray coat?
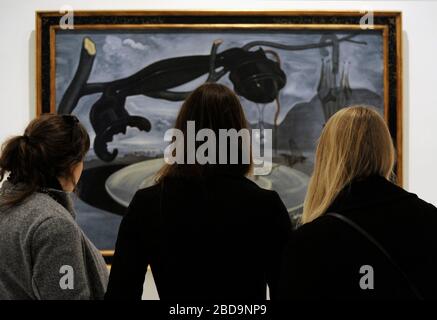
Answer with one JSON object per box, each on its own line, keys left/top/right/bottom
{"left": 0, "top": 182, "right": 109, "bottom": 300}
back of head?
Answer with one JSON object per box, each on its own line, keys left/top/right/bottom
{"left": 302, "top": 106, "right": 395, "bottom": 224}
{"left": 0, "top": 114, "right": 90, "bottom": 207}
{"left": 156, "top": 82, "right": 252, "bottom": 181}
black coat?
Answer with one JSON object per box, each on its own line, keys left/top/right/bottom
{"left": 279, "top": 175, "right": 437, "bottom": 300}
{"left": 105, "top": 174, "right": 291, "bottom": 300}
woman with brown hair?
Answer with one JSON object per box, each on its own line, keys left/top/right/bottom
{"left": 279, "top": 106, "right": 437, "bottom": 300}
{"left": 0, "top": 114, "right": 108, "bottom": 300}
{"left": 105, "top": 83, "right": 291, "bottom": 300}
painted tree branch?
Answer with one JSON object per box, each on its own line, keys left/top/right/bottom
{"left": 58, "top": 37, "right": 96, "bottom": 114}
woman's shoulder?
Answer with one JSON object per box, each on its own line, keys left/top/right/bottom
{"left": 291, "top": 215, "right": 343, "bottom": 244}
{"left": 405, "top": 193, "right": 437, "bottom": 222}
{"left": 380, "top": 182, "right": 437, "bottom": 219}
{"left": 0, "top": 191, "right": 81, "bottom": 248}
{"left": 405, "top": 191, "right": 437, "bottom": 210}
{"left": 133, "top": 183, "right": 161, "bottom": 198}
{"left": 125, "top": 184, "right": 161, "bottom": 217}
{"left": 131, "top": 183, "right": 161, "bottom": 207}
{"left": 7, "top": 191, "right": 76, "bottom": 226}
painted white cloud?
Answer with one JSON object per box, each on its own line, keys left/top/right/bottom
{"left": 123, "top": 39, "right": 147, "bottom": 51}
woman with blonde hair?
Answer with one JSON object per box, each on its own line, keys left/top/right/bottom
{"left": 279, "top": 106, "right": 437, "bottom": 299}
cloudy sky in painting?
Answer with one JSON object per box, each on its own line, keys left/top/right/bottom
{"left": 55, "top": 30, "right": 383, "bottom": 155}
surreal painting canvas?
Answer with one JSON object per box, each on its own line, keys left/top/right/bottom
{"left": 36, "top": 11, "right": 402, "bottom": 262}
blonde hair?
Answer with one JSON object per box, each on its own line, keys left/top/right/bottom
{"left": 301, "top": 106, "right": 395, "bottom": 224}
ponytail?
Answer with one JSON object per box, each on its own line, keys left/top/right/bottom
{"left": 0, "top": 114, "right": 90, "bottom": 207}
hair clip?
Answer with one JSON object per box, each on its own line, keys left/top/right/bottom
{"left": 22, "top": 134, "right": 37, "bottom": 145}
{"left": 62, "top": 114, "right": 79, "bottom": 125}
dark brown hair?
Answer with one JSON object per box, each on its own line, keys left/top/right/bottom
{"left": 0, "top": 114, "right": 90, "bottom": 206}
{"left": 156, "top": 83, "right": 252, "bottom": 182}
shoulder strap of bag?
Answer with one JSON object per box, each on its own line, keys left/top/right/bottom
{"left": 326, "top": 212, "right": 423, "bottom": 300}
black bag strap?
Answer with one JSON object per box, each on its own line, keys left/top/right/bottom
{"left": 326, "top": 212, "right": 424, "bottom": 300}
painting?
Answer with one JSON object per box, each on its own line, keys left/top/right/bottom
{"left": 36, "top": 11, "right": 402, "bottom": 263}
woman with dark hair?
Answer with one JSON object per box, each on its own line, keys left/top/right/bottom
{"left": 105, "top": 83, "right": 291, "bottom": 300}
{"left": 0, "top": 114, "right": 108, "bottom": 300}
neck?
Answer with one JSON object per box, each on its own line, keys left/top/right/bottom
{"left": 57, "top": 177, "right": 74, "bottom": 192}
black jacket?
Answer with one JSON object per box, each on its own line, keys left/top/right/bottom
{"left": 105, "top": 174, "right": 291, "bottom": 300}
{"left": 279, "top": 175, "right": 437, "bottom": 300}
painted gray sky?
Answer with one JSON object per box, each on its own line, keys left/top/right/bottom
{"left": 55, "top": 30, "right": 383, "bottom": 155}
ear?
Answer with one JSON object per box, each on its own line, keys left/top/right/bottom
{"left": 72, "top": 161, "right": 84, "bottom": 183}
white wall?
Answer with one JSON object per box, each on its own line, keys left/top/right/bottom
{"left": 1, "top": 0, "right": 436, "bottom": 300}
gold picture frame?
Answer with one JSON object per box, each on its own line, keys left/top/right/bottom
{"left": 36, "top": 10, "right": 402, "bottom": 263}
